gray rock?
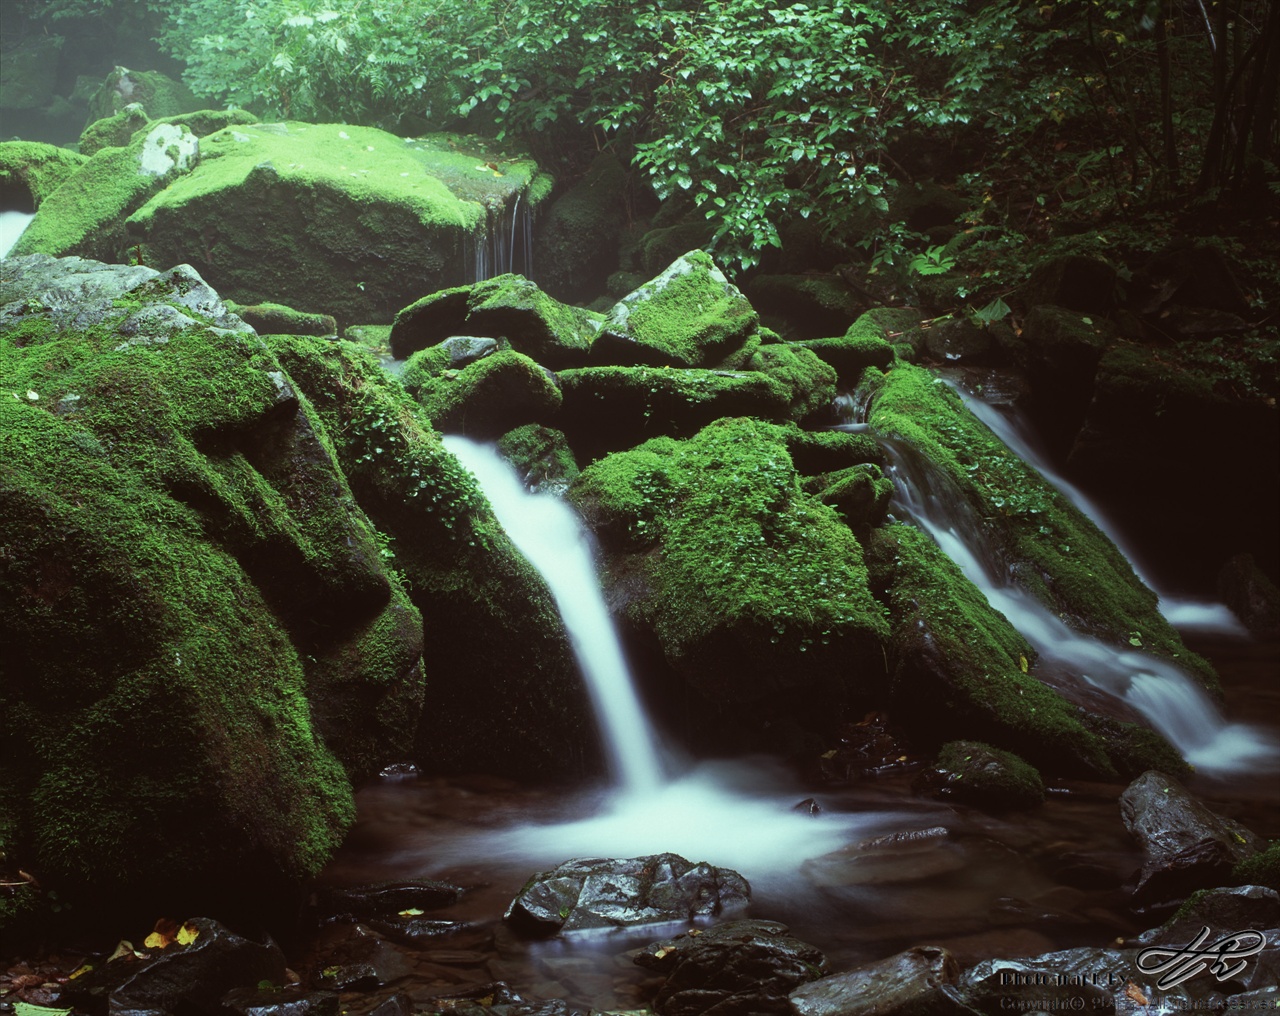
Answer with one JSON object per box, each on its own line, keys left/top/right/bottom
{"left": 789, "top": 946, "right": 963, "bottom": 1016}
{"left": 505, "top": 853, "right": 750, "bottom": 935}
{"left": 1120, "top": 771, "right": 1265, "bottom": 908}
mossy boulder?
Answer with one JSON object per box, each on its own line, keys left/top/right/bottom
{"left": 869, "top": 524, "right": 1116, "bottom": 778}
{"left": 390, "top": 285, "right": 473, "bottom": 358}
{"left": 266, "top": 335, "right": 597, "bottom": 779}
{"left": 79, "top": 102, "right": 152, "bottom": 157}
{"left": 405, "top": 348, "right": 562, "bottom": 439}
{"left": 0, "top": 253, "right": 428, "bottom": 928}
{"left": 915, "top": 740, "right": 1046, "bottom": 811}
{"left": 802, "top": 463, "right": 893, "bottom": 534}
{"left": 232, "top": 301, "right": 337, "bottom": 337}
{"left": 745, "top": 342, "right": 838, "bottom": 423}
{"left": 534, "top": 153, "right": 628, "bottom": 304}
{"left": 11, "top": 120, "right": 202, "bottom": 263}
{"left": 637, "top": 220, "right": 716, "bottom": 277}
{"left": 744, "top": 274, "right": 862, "bottom": 339}
{"left": 794, "top": 321, "right": 896, "bottom": 385}
{"left": 497, "top": 424, "right": 579, "bottom": 495}
{"left": 571, "top": 418, "right": 888, "bottom": 745}
{"left": 865, "top": 360, "right": 1209, "bottom": 681}
{"left": 84, "top": 66, "right": 201, "bottom": 126}
{"left": 465, "top": 274, "right": 602, "bottom": 369}
{"left": 590, "top": 251, "right": 760, "bottom": 369}
{"left": 0, "top": 142, "right": 88, "bottom": 212}
{"left": 1231, "top": 842, "right": 1280, "bottom": 892}
{"left": 557, "top": 365, "right": 790, "bottom": 462}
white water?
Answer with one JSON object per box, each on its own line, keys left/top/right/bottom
{"left": 947, "top": 381, "right": 1249, "bottom": 638}
{"left": 467, "top": 193, "right": 535, "bottom": 283}
{"left": 881, "top": 433, "right": 1277, "bottom": 776}
{"left": 440, "top": 437, "right": 900, "bottom": 877}
{"left": 0, "top": 211, "right": 35, "bottom": 258}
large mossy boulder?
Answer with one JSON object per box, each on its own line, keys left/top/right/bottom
{"left": 264, "top": 335, "right": 597, "bottom": 779}
{"left": 0, "top": 253, "right": 427, "bottom": 927}
{"left": 84, "top": 66, "right": 202, "bottom": 126}
{"left": 404, "top": 347, "right": 563, "bottom": 440}
{"left": 570, "top": 417, "right": 888, "bottom": 745}
{"left": 0, "top": 142, "right": 87, "bottom": 212}
{"left": 590, "top": 250, "right": 759, "bottom": 369}
{"left": 464, "top": 274, "right": 602, "bottom": 369}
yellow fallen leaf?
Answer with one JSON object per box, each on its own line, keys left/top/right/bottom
{"left": 69, "top": 963, "right": 94, "bottom": 979}
{"left": 144, "top": 931, "right": 168, "bottom": 949}
{"left": 398, "top": 907, "right": 425, "bottom": 917}
{"left": 1018, "top": 654, "right": 1028, "bottom": 673}
{"left": 108, "top": 939, "right": 135, "bottom": 962}
{"left": 176, "top": 922, "right": 200, "bottom": 946}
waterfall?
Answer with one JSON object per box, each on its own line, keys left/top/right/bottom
{"left": 945, "top": 379, "right": 1247, "bottom": 637}
{"left": 466, "top": 192, "right": 535, "bottom": 284}
{"left": 863, "top": 405, "right": 1277, "bottom": 775}
{"left": 442, "top": 436, "right": 664, "bottom": 795}
{"left": 0, "top": 211, "right": 35, "bottom": 258}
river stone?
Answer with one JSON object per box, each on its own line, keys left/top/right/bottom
{"left": 788, "top": 946, "right": 962, "bottom": 1016}
{"left": 1119, "top": 771, "right": 1266, "bottom": 908}
{"left": 505, "top": 853, "right": 750, "bottom": 934}
{"left": 411, "top": 348, "right": 562, "bottom": 440}
{"left": 957, "top": 946, "right": 1129, "bottom": 1013}
{"left": 590, "top": 250, "right": 759, "bottom": 369}
{"left": 390, "top": 285, "right": 473, "bottom": 358}
{"left": 912, "top": 740, "right": 1045, "bottom": 811}
{"left": 223, "top": 986, "right": 341, "bottom": 1016}
{"left": 637, "top": 919, "right": 825, "bottom": 1016}
{"left": 313, "top": 879, "right": 465, "bottom": 922}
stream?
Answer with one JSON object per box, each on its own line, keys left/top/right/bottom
{"left": 311, "top": 410, "right": 1278, "bottom": 1009}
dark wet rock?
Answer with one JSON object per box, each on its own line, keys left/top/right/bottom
{"left": 745, "top": 274, "right": 862, "bottom": 339}
{"left": 1232, "top": 842, "right": 1280, "bottom": 892}
{"left": 636, "top": 919, "right": 825, "bottom": 1016}
{"left": 497, "top": 424, "right": 580, "bottom": 495}
{"left": 314, "top": 880, "right": 465, "bottom": 922}
{"left": 223, "top": 986, "right": 340, "bottom": 1016}
{"left": 1134, "top": 886, "right": 1280, "bottom": 949}
{"left": 1217, "top": 553, "right": 1280, "bottom": 636}
{"left": 1131, "top": 243, "right": 1252, "bottom": 318}
{"left": 590, "top": 250, "right": 759, "bottom": 369}
{"left": 63, "top": 919, "right": 287, "bottom": 1016}
{"left": 557, "top": 364, "right": 789, "bottom": 461}
{"left": 802, "top": 827, "right": 963, "bottom": 888}
{"left": 505, "top": 853, "right": 750, "bottom": 935}
{"left": 1120, "top": 771, "right": 1266, "bottom": 908}
{"left": 317, "top": 963, "right": 382, "bottom": 991}
{"left": 440, "top": 335, "right": 502, "bottom": 369}
{"left": 534, "top": 152, "right": 629, "bottom": 305}
{"left": 1019, "top": 254, "right": 1120, "bottom": 315}
{"left": 409, "top": 349, "right": 562, "bottom": 440}
{"left": 365, "top": 917, "right": 471, "bottom": 945}
{"left": 789, "top": 946, "right": 962, "bottom": 1016}
{"left": 793, "top": 798, "right": 822, "bottom": 817}
{"left": 956, "top": 946, "right": 1126, "bottom": 1013}
{"left": 921, "top": 315, "right": 996, "bottom": 364}
{"left": 368, "top": 994, "right": 415, "bottom": 1016}
{"left": 390, "top": 286, "right": 472, "bottom": 359}
{"left": 807, "top": 713, "right": 917, "bottom": 784}
{"left": 913, "top": 740, "right": 1046, "bottom": 811}
{"left": 418, "top": 981, "right": 588, "bottom": 1016}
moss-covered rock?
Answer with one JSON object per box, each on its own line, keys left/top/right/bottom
{"left": 466, "top": 274, "right": 602, "bottom": 369}
{"left": 637, "top": 221, "right": 716, "bottom": 277}
{"left": 745, "top": 342, "right": 838, "bottom": 423}
{"left": 266, "top": 335, "right": 597, "bottom": 779}
{"left": 497, "top": 424, "right": 579, "bottom": 495}
{"left": 79, "top": 102, "right": 152, "bottom": 157}
{"left": 590, "top": 251, "right": 759, "bottom": 369}
{"left": 11, "top": 120, "right": 201, "bottom": 263}
{"left": 232, "top": 301, "right": 337, "bottom": 337}
{"left": 794, "top": 321, "right": 896, "bottom": 385}
{"left": 558, "top": 365, "right": 790, "bottom": 462}
{"left": 534, "top": 153, "right": 628, "bottom": 304}
{"left": 84, "top": 66, "right": 201, "bottom": 126}
{"left": 1231, "top": 842, "right": 1280, "bottom": 892}
{"left": 865, "top": 361, "right": 1210, "bottom": 684}
{"left": 407, "top": 348, "right": 562, "bottom": 439}
{"left": 0, "top": 253, "right": 428, "bottom": 930}
{"left": 0, "top": 142, "right": 87, "bottom": 212}
{"left": 571, "top": 418, "right": 888, "bottom": 743}
{"left": 916, "top": 740, "right": 1046, "bottom": 811}
{"left": 768, "top": 423, "right": 883, "bottom": 476}
{"left": 390, "top": 285, "right": 473, "bottom": 359}
{"left": 802, "top": 463, "right": 893, "bottom": 534}
{"left": 744, "top": 274, "right": 862, "bottom": 339}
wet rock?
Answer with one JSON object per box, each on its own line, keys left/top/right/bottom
{"left": 1119, "top": 771, "right": 1266, "bottom": 908}
{"left": 317, "top": 963, "right": 382, "bottom": 991}
{"left": 792, "top": 334, "right": 894, "bottom": 385}
{"left": 314, "top": 880, "right": 465, "bottom": 922}
{"left": 1131, "top": 243, "right": 1252, "bottom": 317}
{"left": 390, "top": 286, "right": 472, "bottom": 358}
{"left": 223, "top": 986, "right": 341, "bottom": 1016}
{"left": 505, "top": 853, "right": 750, "bottom": 935}
{"left": 409, "top": 349, "right": 562, "bottom": 440}
{"left": 591, "top": 250, "right": 759, "bottom": 369}
{"left": 789, "top": 945, "right": 962, "bottom": 1016}
{"left": 1019, "top": 254, "right": 1120, "bottom": 315}
{"left": 440, "top": 335, "right": 502, "bottom": 368}
{"left": 368, "top": 994, "right": 415, "bottom": 1016}
{"left": 793, "top": 798, "right": 822, "bottom": 817}
{"left": 637, "top": 919, "right": 825, "bottom": 1016}
{"left": 534, "top": 152, "right": 629, "bottom": 305}
{"left": 418, "top": 981, "right": 588, "bottom": 1016}
{"left": 921, "top": 315, "right": 996, "bottom": 365}
{"left": 1217, "top": 553, "right": 1280, "bottom": 636}
{"left": 913, "top": 740, "right": 1045, "bottom": 811}
{"left": 802, "top": 827, "right": 963, "bottom": 888}
{"left": 497, "top": 424, "right": 580, "bottom": 496}
{"left": 467, "top": 274, "right": 603, "bottom": 371}
{"left": 1133, "top": 885, "right": 1280, "bottom": 951}
{"left": 956, "top": 946, "right": 1128, "bottom": 1012}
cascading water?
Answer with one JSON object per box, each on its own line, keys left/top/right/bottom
{"left": 944, "top": 378, "right": 1247, "bottom": 636}
{"left": 466, "top": 192, "right": 535, "bottom": 284}
{"left": 852, "top": 398, "right": 1277, "bottom": 775}
{"left": 439, "top": 436, "right": 898, "bottom": 878}
{"left": 0, "top": 211, "right": 35, "bottom": 258}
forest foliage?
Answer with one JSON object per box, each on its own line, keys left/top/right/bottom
{"left": 10, "top": 0, "right": 1280, "bottom": 272}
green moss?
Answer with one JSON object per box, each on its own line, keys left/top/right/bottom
{"left": 802, "top": 464, "right": 893, "bottom": 532}
{"left": 85, "top": 67, "right": 200, "bottom": 124}
{"left": 497, "top": 424, "right": 580, "bottom": 494}
{"left": 0, "top": 141, "right": 88, "bottom": 210}
{"left": 874, "top": 523, "right": 1115, "bottom": 777}
{"left": 746, "top": 342, "right": 838, "bottom": 421}
{"left": 927, "top": 740, "right": 1046, "bottom": 810}
{"left": 1230, "top": 842, "right": 1280, "bottom": 891}
{"left": 795, "top": 333, "right": 896, "bottom": 384}
{"left": 466, "top": 273, "right": 602, "bottom": 369}
{"left": 79, "top": 103, "right": 152, "bottom": 157}
{"left": 1079, "top": 712, "right": 1189, "bottom": 779}
{"left": 866, "top": 360, "right": 1214, "bottom": 688}
{"left": 413, "top": 348, "right": 562, "bottom": 439}
{"left": 231, "top": 300, "right": 337, "bottom": 337}
{"left": 572, "top": 417, "right": 888, "bottom": 704}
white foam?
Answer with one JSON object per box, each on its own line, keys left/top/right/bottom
{"left": 0, "top": 210, "right": 35, "bottom": 257}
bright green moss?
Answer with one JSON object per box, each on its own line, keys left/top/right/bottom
{"left": 79, "top": 103, "right": 151, "bottom": 157}
{"left": 229, "top": 300, "right": 337, "bottom": 336}
{"left": 746, "top": 342, "right": 838, "bottom": 421}
{"left": 1231, "top": 842, "right": 1280, "bottom": 891}
{"left": 413, "top": 348, "right": 562, "bottom": 438}
{"left": 467, "top": 273, "right": 602, "bottom": 368}
{"left": 572, "top": 417, "right": 888, "bottom": 703}
{"left": 497, "top": 424, "right": 580, "bottom": 493}
{"left": 0, "top": 141, "right": 87, "bottom": 209}
{"left": 866, "top": 360, "right": 1214, "bottom": 689}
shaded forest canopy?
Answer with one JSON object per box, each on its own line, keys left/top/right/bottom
{"left": 5, "top": 0, "right": 1278, "bottom": 278}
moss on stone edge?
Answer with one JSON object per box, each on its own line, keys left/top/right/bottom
{"left": 1230, "top": 842, "right": 1280, "bottom": 892}
{"left": 231, "top": 300, "right": 338, "bottom": 337}
{"left": 571, "top": 417, "right": 888, "bottom": 705}
{"left": 745, "top": 343, "right": 838, "bottom": 422}
{"left": 0, "top": 141, "right": 88, "bottom": 209}
{"left": 873, "top": 523, "right": 1115, "bottom": 777}
{"left": 865, "top": 360, "right": 1214, "bottom": 688}
{"left": 930, "top": 739, "right": 1046, "bottom": 810}
{"left": 411, "top": 348, "right": 562, "bottom": 440}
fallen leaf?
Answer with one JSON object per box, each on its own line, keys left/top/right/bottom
{"left": 1124, "top": 982, "right": 1148, "bottom": 1006}
{"left": 107, "top": 940, "right": 134, "bottom": 962}
{"left": 68, "top": 963, "right": 94, "bottom": 979}
{"left": 144, "top": 917, "right": 180, "bottom": 950}
{"left": 398, "top": 907, "right": 425, "bottom": 917}
{"left": 176, "top": 922, "right": 200, "bottom": 946}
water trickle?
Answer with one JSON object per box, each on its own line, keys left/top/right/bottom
{"left": 0, "top": 211, "right": 35, "bottom": 258}
{"left": 467, "top": 192, "right": 535, "bottom": 284}
{"left": 857, "top": 394, "right": 1277, "bottom": 775}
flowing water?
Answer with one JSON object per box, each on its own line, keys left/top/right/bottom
{"left": 0, "top": 211, "right": 35, "bottom": 258}
{"left": 465, "top": 193, "right": 535, "bottom": 283}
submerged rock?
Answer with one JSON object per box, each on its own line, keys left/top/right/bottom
{"left": 505, "top": 853, "right": 750, "bottom": 934}
{"left": 1119, "top": 770, "right": 1266, "bottom": 908}
{"left": 637, "top": 919, "right": 825, "bottom": 1016}
{"left": 913, "top": 740, "right": 1046, "bottom": 811}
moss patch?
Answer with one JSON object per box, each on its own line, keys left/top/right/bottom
{"left": 0, "top": 141, "right": 88, "bottom": 211}
{"left": 918, "top": 740, "right": 1046, "bottom": 811}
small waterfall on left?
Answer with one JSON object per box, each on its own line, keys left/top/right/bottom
{"left": 0, "top": 211, "right": 35, "bottom": 258}
{"left": 442, "top": 436, "right": 664, "bottom": 796}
